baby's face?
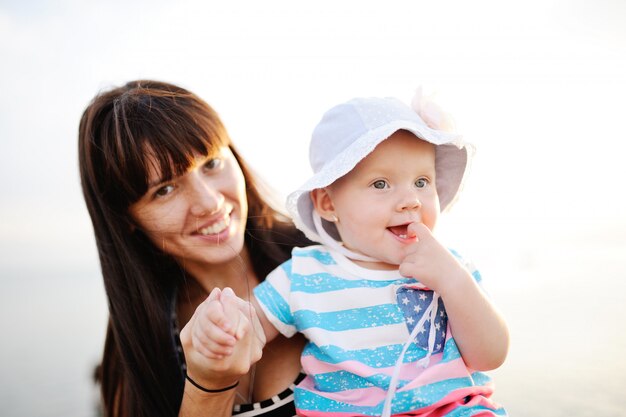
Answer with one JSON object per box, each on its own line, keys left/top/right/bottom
{"left": 325, "top": 130, "right": 439, "bottom": 268}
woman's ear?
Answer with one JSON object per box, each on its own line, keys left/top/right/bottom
{"left": 310, "top": 188, "right": 338, "bottom": 222}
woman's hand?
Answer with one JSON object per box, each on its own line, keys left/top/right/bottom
{"left": 179, "top": 287, "right": 266, "bottom": 390}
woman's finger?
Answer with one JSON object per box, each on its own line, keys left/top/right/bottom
{"left": 198, "top": 290, "right": 236, "bottom": 334}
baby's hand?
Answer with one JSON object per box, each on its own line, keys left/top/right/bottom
{"left": 399, "top": 222, "right": 468, "bottom": 294}
{"left": 189, "top": 287, "right": 261, "bottom": 359}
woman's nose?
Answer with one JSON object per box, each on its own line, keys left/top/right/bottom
{"left": 188, "top": 174, "right": 223, "bottom": 217}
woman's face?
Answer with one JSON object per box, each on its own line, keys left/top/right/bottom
{"left": 129, "top": 146, "right": 248, "bottom": 274}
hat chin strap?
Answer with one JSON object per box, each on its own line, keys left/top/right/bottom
{"left": 312, "top": 212, "right": 379, "bottom": 263}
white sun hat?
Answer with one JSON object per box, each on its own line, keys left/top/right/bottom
{"left": 286, "top": 89, "right": 474, "bottom": 246}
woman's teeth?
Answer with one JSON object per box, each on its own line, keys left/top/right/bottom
{"left": 199, "top": 217, "right": 230, "bottom": 235}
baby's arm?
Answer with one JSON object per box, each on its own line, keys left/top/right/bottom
{"left": 399, "top": 223, "right": 509, "bottom": 371}
{"left": 250, "top": 296, "right": 280, "bottom": 344}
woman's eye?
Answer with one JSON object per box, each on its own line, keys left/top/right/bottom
{"left": 372, "top": 180, "right": 388, "bottom": 189}
{"left": 415, "top": 178, "right": 429, "bottom": 188}
{"left": 204, "top": 158, "right": 223, "bottom": 171}
{"left": 155, "top": 184, "right": 175, "bottom": 198}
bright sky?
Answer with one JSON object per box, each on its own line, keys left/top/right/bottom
{"left": 1, "top": 0, "right": 625, "bottom": 270}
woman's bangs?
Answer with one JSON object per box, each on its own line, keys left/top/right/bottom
{"left": 123, "top": 93, "right": 231, "bottom": 203}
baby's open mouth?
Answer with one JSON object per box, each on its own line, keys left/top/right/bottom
{"left": 388, "top": 224, "right": 410, "bottom": 239}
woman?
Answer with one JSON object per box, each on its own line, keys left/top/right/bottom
{"left": 78, "top": 80, "right": 309, "bottom": 417}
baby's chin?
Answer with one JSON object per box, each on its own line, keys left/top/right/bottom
{"left": 341, "top": 243, "right": 401, "bottom": 270}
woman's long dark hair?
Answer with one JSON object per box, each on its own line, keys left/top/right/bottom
{"left": 78, "top": 80, "right": 308, "bottom": 417}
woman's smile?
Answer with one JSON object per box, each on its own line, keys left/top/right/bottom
{"left": 195, "top": 204, "right": 233, "bottom": 236}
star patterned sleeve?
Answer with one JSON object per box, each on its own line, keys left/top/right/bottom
{"left": 253, "top": 258, "right": 298, "bottom": 338}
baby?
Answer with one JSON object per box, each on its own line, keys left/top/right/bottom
{"left": 207, "top": 92, "right": 509, "bottom": 416}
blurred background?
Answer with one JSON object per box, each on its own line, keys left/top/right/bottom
{"left": 1, "top": 0, "right": 625, "bottom": 415}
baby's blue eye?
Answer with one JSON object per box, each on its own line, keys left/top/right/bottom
{"left": 415, "top": 178, "right": 428, "bottom": 188}
{"left": 372, "top": 180, "right": 387, "bottom": 189}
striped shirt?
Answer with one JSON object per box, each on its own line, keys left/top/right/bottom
{"left": 254, "top": 245, "right": 506, "bottom": 417}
